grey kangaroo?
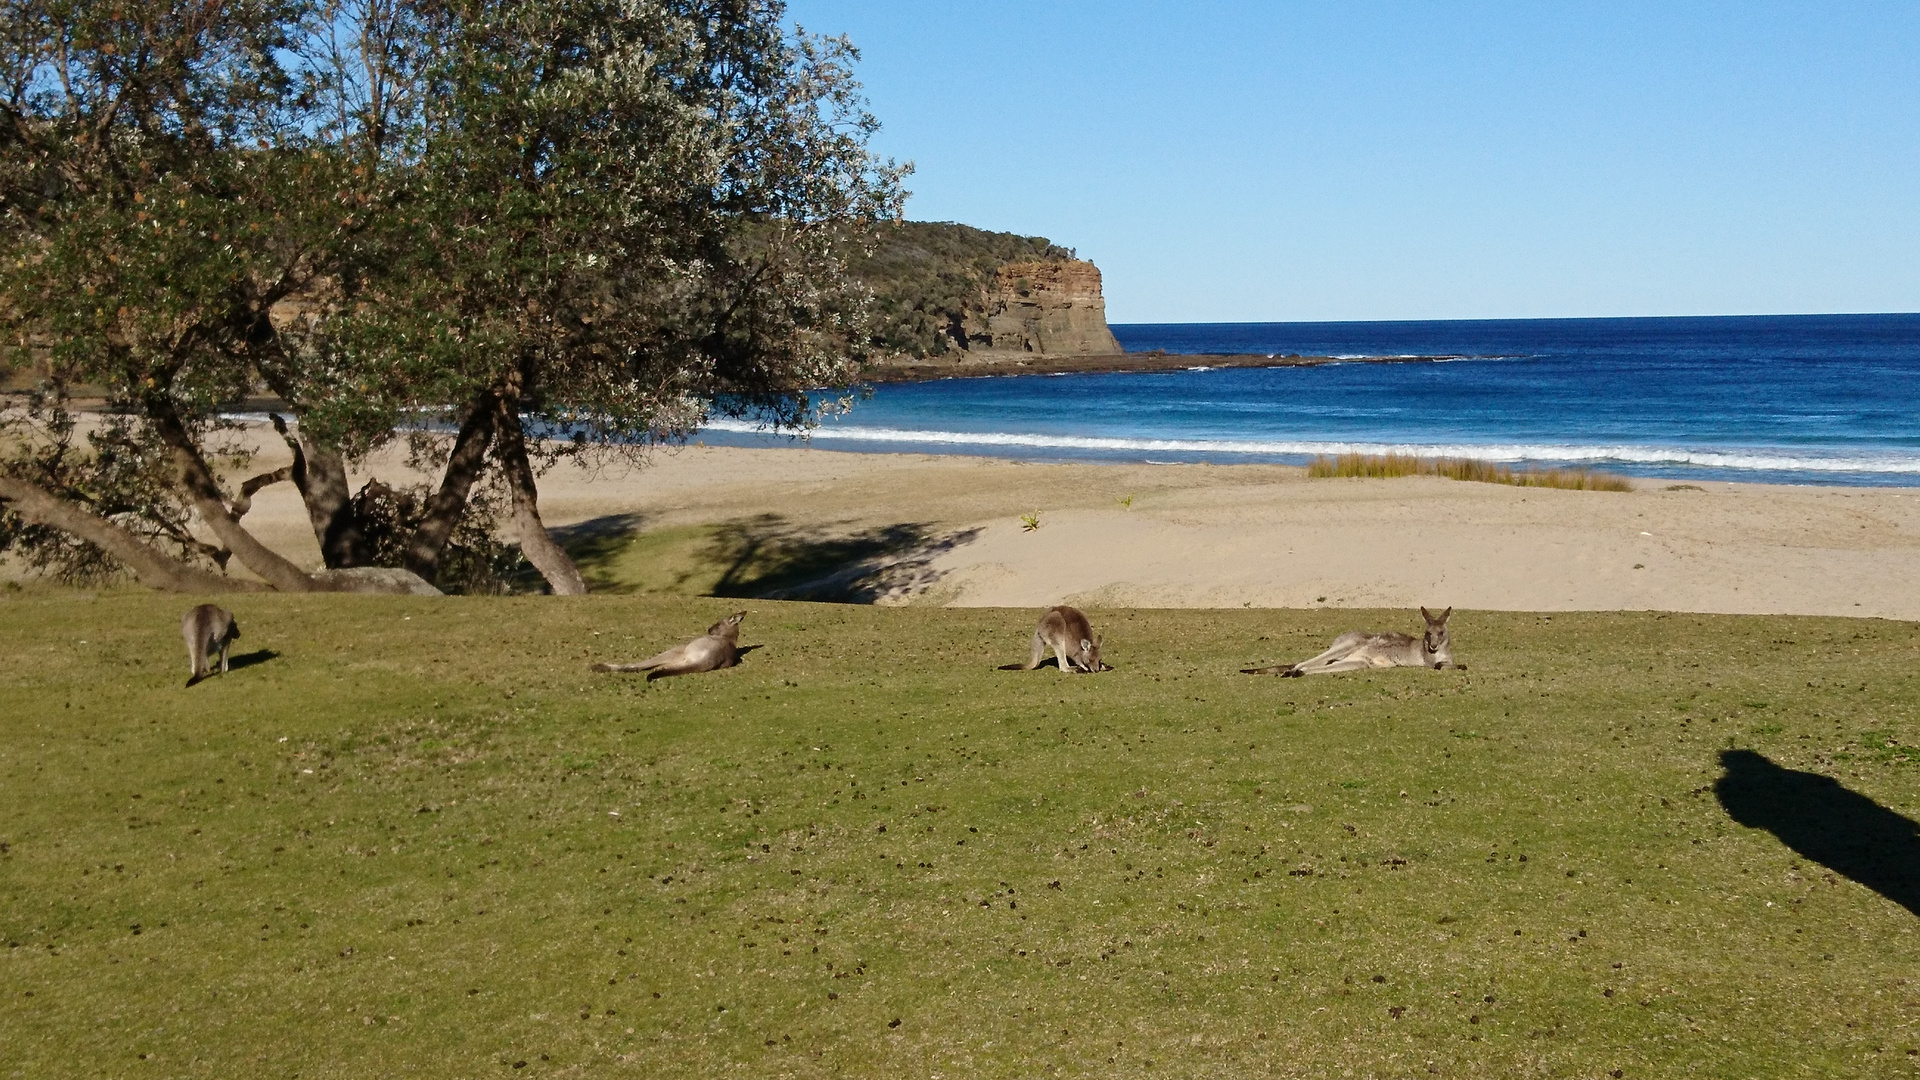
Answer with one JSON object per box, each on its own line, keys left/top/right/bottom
{"left": 1024, "top": 605, "right": 1105, "bottom": 673}
{"left": 1243, "top": 607, "right": 1459, "bottom": 677}
{"left": 182, "top": 604, "right": 240, "bottom": 687}
{"left": 593, "top": 612, "right": 746, "bottom": 680}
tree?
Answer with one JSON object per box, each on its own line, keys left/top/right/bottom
{"left": 1, "top": 0, "right": 905, "bottom": 593}
{"left": 304, "top": 0, "right": 906, "bottom": 593}
{"left": 0, "top": 0, "right": 405, "bottom": 590}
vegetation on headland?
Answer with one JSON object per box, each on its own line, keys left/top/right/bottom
{"left": 4, "top": 591, "right": 1919, "bottom": 1077}
{"left": 1309, "top": 453, "right": 1635, "bottom": 491}
{"left": 0, "top": 0, "right": 904, "bottom": 596}
{"left": 851, "top": 221, "right": 1078, "bottom": 359}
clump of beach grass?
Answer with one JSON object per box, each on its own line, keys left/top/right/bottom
{"left": 1308, "top": 452, "right": 1633, "bottom": 491}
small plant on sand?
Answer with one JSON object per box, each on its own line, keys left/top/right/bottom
{"left": 1020, "top": 511, "right": 1043, "bottom": 531}
{"left": 1118, "top": 494, "right": 1134, "bottom": 510}
{"left": 1308, "top": 453, "right": 1632, "bottom": 491}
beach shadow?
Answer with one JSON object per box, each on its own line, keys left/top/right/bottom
{"left": 705, "top": 515, "right": 981, "bottom": 603}
{"left": 1714, "top": 748, "right": 1920, "bottom": 917}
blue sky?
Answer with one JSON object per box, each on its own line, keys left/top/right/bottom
{"left": 784, "top": 2, "right": 1920, "bottom": 323}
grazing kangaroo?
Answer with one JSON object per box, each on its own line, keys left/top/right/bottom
{"left": 182, "top": 604, "right": 240, "bottom": 687}
{"left": 1023, "top": 605, "right": 1105, "bottom": 673}
{"left": 592, "top": 612, "right": 747, "bottom": 680}
{"left": 1243, "top": 607, "right": 1459, "bottom": 677}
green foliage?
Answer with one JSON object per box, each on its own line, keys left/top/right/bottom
{"left": 3, "top": 596, "right": 1919, "bottom": 1076}
{"left": 345, "top": 477, "right": 524, "bottom": 594}
{"left": 1, "top": 0, "right": 906, "bottom": 588}
{"left": 0, "top": 401, "right": 245, "bottom": 582}
{"left": 319, "top": 0, "right": 909, "bottom": 452}
{"left": 851, "top": 221, "right": 1075, "bottom": 358}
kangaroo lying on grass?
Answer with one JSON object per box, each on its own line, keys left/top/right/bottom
{"left": 182, "top": 604, "right": 239, "bottom": 687}
{"left": 1243, "top": 607, "right": 1460, "bottom": 677}
{"left": 1016, "top": 605, "right": 1107, "bottom": 673}
{"left": 593, "top": 612, "right": 747, "bottom": 680}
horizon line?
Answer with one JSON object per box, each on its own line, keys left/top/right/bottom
{"left": 1109, "top": 311, "right": 1920, "bottom": 328}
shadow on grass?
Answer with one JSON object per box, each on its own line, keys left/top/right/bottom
{"left": 707, "top": 514, "right": 980, "bottom": 602}
{"left": 1715, "top": 749, "right": 1920, "bottom": 917}
{"left": 556, "top": 511, "right": 980, "bottom": 603}
{"left": 226, "top": 649, "right": 279, "bottom": 671}
{"left": 551, "top": 513, "right": 649, "bottom": 569}
{"left": 183, "top": 649, "right": 278, "bottom": 688}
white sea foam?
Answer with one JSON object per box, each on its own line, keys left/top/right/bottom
{"left": 699, "top": 418, "right": 1920, "bottom": 475}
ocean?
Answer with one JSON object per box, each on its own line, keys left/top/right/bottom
{"left": 700, "top": 313, "right": 1920, "bottom": 487}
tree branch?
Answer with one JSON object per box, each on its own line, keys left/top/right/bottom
{"left": 230, "top": 466, "right": 291, "bottom": 519}
{"left": 267, "top": 412, "right": 367, "bottom": 567}
{"left": 402, "top": 388, "right": 496, "bottom": 582}
{"left": 492, "top": 373, "right": 586, "bottom": 595}
{"left": 145, "top": 396, "right": 316, "bottom": 591}
{"left": 0, "top": 476, "right": 260, "bottom": 592}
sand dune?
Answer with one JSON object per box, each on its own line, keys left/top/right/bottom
{"left": 203, "top": 433, "right": 1920, "bottom": 618}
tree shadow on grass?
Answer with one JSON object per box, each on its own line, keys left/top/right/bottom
{"left": 545, "top": 513, "right": 651, "bottom": 591}
{"left": 705, "top": 514, "right": 980, "bottom": 602}
{"left": 1715, "top": 748, "right": 1920, "bottom": 917}
{"left": 720, "top": 515, "right": 987, "bottom": 601}
{"left": 550, "top": 512, "right": 980, "bottom": 602}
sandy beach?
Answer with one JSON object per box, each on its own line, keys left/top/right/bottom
{"left": 189, "top": 427, "right": 1920, "bottom": 619}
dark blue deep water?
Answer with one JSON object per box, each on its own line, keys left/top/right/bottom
{"left": 703, "top": 314, "right": 1920, "bottom": 486}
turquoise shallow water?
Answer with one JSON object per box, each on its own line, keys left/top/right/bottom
{"left": 702, "top": 313, "right": 1920, "bottom": 487}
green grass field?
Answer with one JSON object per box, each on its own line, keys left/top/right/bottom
{"left": 3, "top": 592, "right": 1919, "bottom": 1078}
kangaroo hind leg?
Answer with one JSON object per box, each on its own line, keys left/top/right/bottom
{"left": 1024, "top": 631, "right": 1049, "bottom": 670}
{"left": 1286, "top": 636, "right": 1365, "bottom": 675}
{"left": 1290, "top": 654, "right": 1380, "bottom": 676}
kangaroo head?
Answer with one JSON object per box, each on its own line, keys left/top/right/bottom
{"left": 1078, "top": 633, "right": 1103, "bottom": 673}
{"left": 708, "top": 611, "right": 747, "bottom": 639}
{"left": 1420, "top": 606, "right": 1451, "bottom": 656}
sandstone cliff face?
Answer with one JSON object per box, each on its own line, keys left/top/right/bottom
{"left": 854, "top": 221, "right": 1122, "bottom": 363}
{"left": 966, "top": 260, "right": 1121, "bottom": 357}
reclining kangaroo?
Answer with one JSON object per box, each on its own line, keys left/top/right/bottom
{"left": 1022, "top": 605, "right": 1105, "bottom": 673}
{"left": 1243, "top": 606, "right": 1459, "bottom": 677}
{"left": 592, "top": 612, "right": 747, "bottom": 680}
{"left": 182, "top": 604, "right": 240, "bottom": 687}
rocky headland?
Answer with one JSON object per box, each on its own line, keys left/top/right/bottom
{"left": 855, "top": 220, "right": 1448, "bottom": 382}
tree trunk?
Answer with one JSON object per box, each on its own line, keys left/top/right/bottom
{"left": 402, "top": 390, "right": 497, "bottom": 583}
{"left": 0, "top": 476, "right": 263, "bottom": 593}
{"left": 146, "top": 397, "right": 316, "bottom": 592}
{"left": 491, "top": 384, "right": 587, "bottom": 595}
{"left": 270, "top": 414, "right": 369, "bottom": 568}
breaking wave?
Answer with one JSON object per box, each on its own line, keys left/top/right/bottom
{"left": 699, "top": 419, "right": 1920, "bottom": 475}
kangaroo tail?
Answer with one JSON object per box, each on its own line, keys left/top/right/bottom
{"left": 592, "top": 661, "right": 660, "bottom": 673}
{"left": 1239, "top": 664, "right": 1293, "bottom": 675}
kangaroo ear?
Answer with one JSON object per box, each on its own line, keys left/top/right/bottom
{"left": 1080, "top": 638, "right": 1093, "bottom": 653}
{"left": 1440, "top": 606, "right": 1452, "bottom": 621}
{"left": 1421, "top": 606, "right": 1432, "bottom": 620}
